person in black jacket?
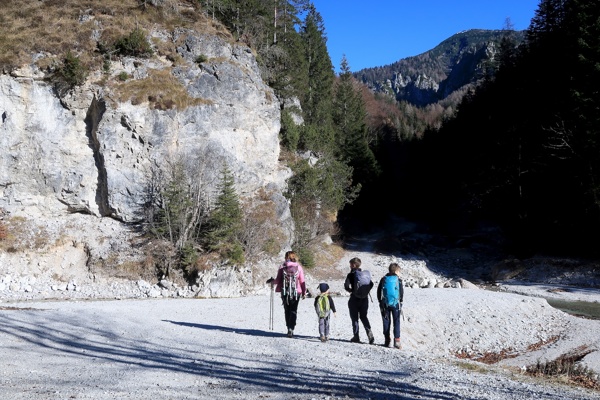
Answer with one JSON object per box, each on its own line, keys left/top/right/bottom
{"left": 377, "top": 263, "right": 404, "bottom": 349}
{"left": 344, "top": 257, "right": 375, "bottom": 344}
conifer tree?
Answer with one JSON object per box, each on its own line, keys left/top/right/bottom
{"left": 333, "top": 56, "right": 379, "bottom": 186}
{"left": 300, "top": 4, "right": 334, "bottom": 127}
{"left": 206, "top": 164, "right": 244, "bottom": 263}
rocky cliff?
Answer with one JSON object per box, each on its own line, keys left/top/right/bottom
{"left": 0, "top": 29, "right": 291, "bottom": 299}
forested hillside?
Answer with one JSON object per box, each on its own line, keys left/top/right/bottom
{"left": 366, "top": 0, "right": 600, "bottom": 257}
{"left": 355, "top": 29, "right": 525, "bottom": 106}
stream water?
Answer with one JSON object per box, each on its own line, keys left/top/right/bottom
{"left": 545, "top": 298, "right": 600, "bottom": 320}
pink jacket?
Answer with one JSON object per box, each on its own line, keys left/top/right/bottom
{"left": 273, "top": 261, "right": 306, "bottom": 296}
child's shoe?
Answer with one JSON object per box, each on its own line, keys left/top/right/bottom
{"left": 394, "top": 338, "right": 402, "bottom": 349}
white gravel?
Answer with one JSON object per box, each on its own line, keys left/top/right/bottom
{"left": 2, "top": 242, "right": 599, "bottom": 399}
{"left": 1, "top": 287, "right": 599, "bottom": 399}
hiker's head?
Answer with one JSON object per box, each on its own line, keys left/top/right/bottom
{"left": 349, "top": 257, "right": 361, "bottom": 270}
{"left": 285, "top": 251, "right": 298, "bottom": 263}
{"left": 319, "top": 282, "right": 329, "bottom": 293}
{"left": 389, "top": 263, "right": 400, "bottom": 276}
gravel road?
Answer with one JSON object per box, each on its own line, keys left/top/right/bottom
{"left": 1, "top": 288, "right": 599, "bottom": 400}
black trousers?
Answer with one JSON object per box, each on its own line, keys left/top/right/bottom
{"left": 282, "top": 295, "right": 300, "bottom": 329}
{"left": 348, "top": 295, "right": 371, "bottom": 336}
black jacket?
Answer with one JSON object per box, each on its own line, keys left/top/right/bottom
{"left": 344, "top": 269, "right": 374, "bottom": 297}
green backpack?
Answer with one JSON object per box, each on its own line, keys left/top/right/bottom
{"left": 317, "top": 294, "right": 331, "bottom": 318}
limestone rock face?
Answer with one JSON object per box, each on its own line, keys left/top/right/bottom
{"left": 1, "top": 32, "right": 287, "bottom": 222}
{"left": 0, "top": 30, "right": 292, "bottom": 298}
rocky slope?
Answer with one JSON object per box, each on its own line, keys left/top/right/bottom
{"left": 0, "top": 26, "right": 292, "bottom": 296}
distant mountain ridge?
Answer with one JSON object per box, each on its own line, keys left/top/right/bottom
{"left": 355, "top": 29, "right": 525, "bottom": 107}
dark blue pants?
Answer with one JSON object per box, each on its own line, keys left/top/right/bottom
{"left": 282, "top": 295, "right": 300, "bottom": 330}
{"left": 348, "top": 295, "right": 371, "bottom": 336}
{"left": 381, "top": 303, "right": 401, "bottom": 339}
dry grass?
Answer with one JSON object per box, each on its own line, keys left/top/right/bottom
{"left": 526, "top": 335, "right": 560, "bottom": 351}
{"left": 454, "top": 360, "right": 490, "bottom": 374}
{"left": 240, "top": 189, "right": 287, "bottom": 261}
{"left": 307, "top": 242, "right": 347, "bottom": 282}
{"left": 455, "top": 348, "right": 519, "bottom": 364}
{"left": 0, "top": 0, "right": 230, "bottom": 72}
{"left": 113, "top": 68, "right": 212, "bottom": 110}
{"left": 0, "top": 221, "right": 7, "bottom": 241}
{"left": 526, "top": 346, "right": 600, "bottom": 390}
{"left": 454, "top": 336, "right": 560, "bottom": 365}
{"left": 456, "top": 342, "right": 599, "bottom": 391}
{"left": 0, "top": 216, "right": 50, "bottom": 252}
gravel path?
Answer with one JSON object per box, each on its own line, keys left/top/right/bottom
{"left": 1, "top": 289, "right": 598, "bottom": 400}
{"left": 2, "top": 235, "right": 599, "bottom": 399}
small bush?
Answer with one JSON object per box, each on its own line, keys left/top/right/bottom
{"left": 115, "top": 27, "right": 153, "bottom": 57}
{"left": 195, "top": 54, "right": 208, "bottom": 65}
{"left": 57, "top": 51, "right": 88, "bottom": 90}
{"left": 297, "top": 247, "right": 315, "bottom": 268}
{"left": 117, "top": 71, "right": 130, "bottom": 81}
{"left": 180, "top": 242, "right": 199, "bottom": 276}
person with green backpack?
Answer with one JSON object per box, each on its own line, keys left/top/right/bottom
{"left": 377, "top": 263, "right": 404, "bottom": 349}
{"left": 314, "top": 282, "right": 336, "bottom": 342}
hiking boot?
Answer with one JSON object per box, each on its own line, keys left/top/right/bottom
{"left": 384, "top": 335, "right": 391, "bottom": 347}
{"left": 350, "top": 335, "right": 361, "bottom": 343}
{"left": 287, "top": 328, "right": 293, "bottom": 338}
{"left": 394, "top": 338, "right": 402, "bottom": 349}
{"left": 367, "top": 329, "right": 375, "bottom": 345}
{"left": 325, "top": 336, "right": 329, "bottom": 342}
{"left": 320, "top": 335, "right": 326, "bottom": 342}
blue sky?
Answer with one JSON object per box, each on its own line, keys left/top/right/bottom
{"left": 310, "top": 0, "right": 541, "bottom": 72}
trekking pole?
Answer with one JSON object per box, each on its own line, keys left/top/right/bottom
{"left": 269, "top": 281, "right": 274, "bottom": 330}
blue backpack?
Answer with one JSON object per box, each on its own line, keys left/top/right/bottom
{"left": 381, "top": 275, "right": 400, "bottom": 307}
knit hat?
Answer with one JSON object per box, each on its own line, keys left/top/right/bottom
{"left": 318, "top": 283, "right": 329, "bottom": 293}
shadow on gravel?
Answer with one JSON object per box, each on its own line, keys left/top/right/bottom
{"left": 0, "top": 311, "right": 493, "bottom": 400}
{"left": 163, "top": 320, "right": 282, "bottom": 338}
{"left": 164, "top": 320, "right": 325, "bottom": 342}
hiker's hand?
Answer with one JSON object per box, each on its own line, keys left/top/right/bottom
{"left": 266, "top": 277, "right": 274, "bottom": 284}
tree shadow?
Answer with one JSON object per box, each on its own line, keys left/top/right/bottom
{"left": 0, "top": 309, "right": 505, "bottom": 399}
{"left": 163, "top": 320, "right": 282, "bottom": 338}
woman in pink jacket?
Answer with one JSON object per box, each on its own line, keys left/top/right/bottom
{"left": 267, "top": 251, "right": 306, "bottom": 338}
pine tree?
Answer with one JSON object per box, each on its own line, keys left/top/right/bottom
{"left": 300, "top": 5, "right": 334, "bottom": 127}
{"left": 333, "top": 56, "right": 379, "bottom": 186}
{"left": 206, "top": 164, "right": 244, "bottom": 263}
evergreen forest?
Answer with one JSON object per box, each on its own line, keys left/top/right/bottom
{"left": 209, "top": 0, "right": 600, "bottom": 259}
